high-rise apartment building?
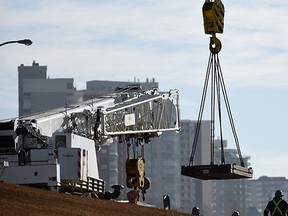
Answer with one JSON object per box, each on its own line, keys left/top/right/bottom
{"left": 18, "top": 61, "right": 46, "bottom": 116}
{"left": 18, "top": 61, "right": 76, "bottom": 116}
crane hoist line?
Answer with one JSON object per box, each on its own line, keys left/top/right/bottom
{"left": 181, "top": 0, "right": 253, "bottom": 180}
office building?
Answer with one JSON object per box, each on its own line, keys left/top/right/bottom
{"left": 18, "top": 61, "right": 77, "bottom": 116}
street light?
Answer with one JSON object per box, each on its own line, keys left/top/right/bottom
{"left": 0, "top": 39, "right": 33, "bottom": 47}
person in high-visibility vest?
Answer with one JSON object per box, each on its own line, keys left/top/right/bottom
{"left": 264, "top": 190, "right": 288, "bottom": 216}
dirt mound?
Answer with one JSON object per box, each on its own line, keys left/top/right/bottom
{"left": 0, "top": 183, "right": 189, "bottom": 216}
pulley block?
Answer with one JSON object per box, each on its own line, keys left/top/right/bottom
{"left": 125, "top": 157, "right": 150, "bottom": 190}
{"left": 202, "top": 0, "right": 225, "bottom": 35}
{"left": 209, "top": 35, "right": 222, "bottom": 54}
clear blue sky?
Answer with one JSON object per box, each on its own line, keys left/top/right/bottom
{"left": 0, "top": 0, "right": 288, "bottom": 179}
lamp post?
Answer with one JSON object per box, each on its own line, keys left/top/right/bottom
{"left": 0, "top": 39, "right": 33, "bottom": 47}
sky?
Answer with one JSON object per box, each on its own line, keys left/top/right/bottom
{"left": 0, "top": 0, "right": 288, "bottom": 180}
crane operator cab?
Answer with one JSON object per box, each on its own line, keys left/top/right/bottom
{"left": 202, "top": 0, "right": 225, "bottom": 54}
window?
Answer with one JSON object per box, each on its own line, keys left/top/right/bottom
{"left": 66, "top": 82, "right": 74, "bottom": 89}
{"left": 23, "top": 99, "right": 31, "bottom": 110}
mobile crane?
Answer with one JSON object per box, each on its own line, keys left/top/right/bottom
{"left": 0, "top": 85, "right": 180, "bottom": 199}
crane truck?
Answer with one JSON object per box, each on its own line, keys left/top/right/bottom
{"left": 0, "top": 85, "right": 180, "bottom": 199}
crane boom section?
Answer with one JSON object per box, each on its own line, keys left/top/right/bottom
{"left": 102, "top": 89, "right": 180, "bottom": 137}
{"left": 0, "top": 87, "right": 180, "bottom": 153}
{"left": 18, "top": 97, "right": 114, "bottom": 136}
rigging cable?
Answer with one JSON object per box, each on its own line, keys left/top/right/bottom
{"left": 215, "top": 54, "right": 244, "bottom": 166}
{"left": 189, "top": 53, "right": 245, "bottom": 167}
{"left": 189, "top": 53, "right": 213, "bottom": 166}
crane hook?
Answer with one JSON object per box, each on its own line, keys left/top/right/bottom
{"left": 209, "top": 34, "right": 222, "bottom": 54}
{"left": 203, "top": 0, "right": 224, "bottom": 54}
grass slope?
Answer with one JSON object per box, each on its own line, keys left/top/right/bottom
{"left": 0, "top": 183, "right": 189, "bottom": 216}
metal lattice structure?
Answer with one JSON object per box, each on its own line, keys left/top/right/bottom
{"left": 102, "top": 89, "right": 180, "bottom": 137}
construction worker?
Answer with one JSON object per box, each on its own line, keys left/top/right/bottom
{"left": 264, "top": 190, "right": 288, "bottom": 216}
{"left": 191, "top": 206, "right": 200, "bottom": 215}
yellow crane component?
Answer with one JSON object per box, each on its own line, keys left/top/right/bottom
{"left": 126, "top": 157, "right": 147, "bottom": 189}
{"left": 202, "top": 0, "right": 225, "bottom": 54}
{"left": 125, "top": 156, "right": 150, "bottom": 200}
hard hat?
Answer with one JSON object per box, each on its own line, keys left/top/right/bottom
{"left": 192, "top": 206, "right": 200, "bottom": 215}
{"left": 232, "top": 211, "right": 239, "bottom": 216}
{"left": 275, "top": 190, "right": 284, "bottom": 197}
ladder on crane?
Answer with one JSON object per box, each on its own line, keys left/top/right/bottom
{"left": 181, "top": 0, "right": 253, "bottom": 180}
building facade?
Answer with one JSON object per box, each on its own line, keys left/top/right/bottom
{"left": 18, "top": 61, "right": 77, "bottom": 116}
